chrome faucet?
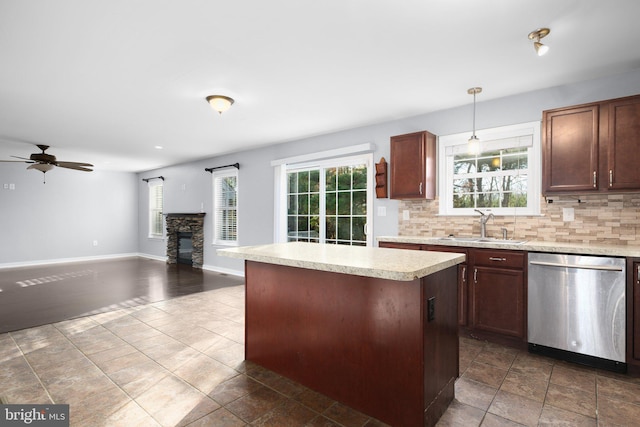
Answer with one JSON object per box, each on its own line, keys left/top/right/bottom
{"left": 474, "top": 209, "right": 494, "bottom": 238}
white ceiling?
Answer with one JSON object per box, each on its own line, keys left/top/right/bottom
{"left": 1, "top": 0, "right": 640, "bottom": 172}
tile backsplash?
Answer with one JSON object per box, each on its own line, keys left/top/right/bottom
{"left": 398, "top": 194, "right": 640, "bottom": 245}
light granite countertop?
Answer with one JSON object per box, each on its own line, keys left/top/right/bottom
{"left": 377, "top": 235, "right": 640, "bottom": 258}
{"left": 218, "top": 242, "right": 465, "bottom": 281}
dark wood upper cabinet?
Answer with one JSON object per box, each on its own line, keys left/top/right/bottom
{"left": 543, "top": 94, "right": 640, "bottom": 194}
{"left": 389, "top": 130, "right": 436, "bottom": 199}
{"left": 607, "top": 97, "right": 640, "bottom": 190}
{"left": 542, "top": 104, "right": 599, "bottom": 193}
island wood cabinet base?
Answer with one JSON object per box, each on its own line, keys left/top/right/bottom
{"left": 244, "top": 260, "right": 459, "bottom": 427}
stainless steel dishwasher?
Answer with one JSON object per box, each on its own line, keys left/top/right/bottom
{"left": 528, "top": 252, "right": 626, "bottom": 372}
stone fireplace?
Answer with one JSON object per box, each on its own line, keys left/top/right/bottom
{"left": 165, "top": 213, "right": 205, "bottom": 268}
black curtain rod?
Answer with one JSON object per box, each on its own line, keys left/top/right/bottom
{"left": 142, "top": 176, "right": 165, "bottom": 182}
{"left": 205, "top": 163, "right": 240, "bottom": 173}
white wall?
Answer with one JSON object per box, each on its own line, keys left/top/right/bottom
{"left": 0, "top": 163, "right": 138, "bottom": 266}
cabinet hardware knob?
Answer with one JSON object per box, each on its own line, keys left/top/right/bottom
{"left": 593, "top": 171, "right": 597, "bottom": 188}
{"left": 419, "top": 182, "right": 423, "bottom": 195}
{"left": 489, "top": 257, "right": 507, "bottom": 261}
{"left": 473, "top": 268, "right": 478, "bottom": 283}
{"left": 610, "top": 169, "right": 613, "bottom": 187}
{"left": 462, "top": 266, "right": 466, "bottom": 282}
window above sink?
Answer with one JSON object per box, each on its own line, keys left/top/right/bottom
{"left": 438, "top": 121, "right": 541, "bottom": 217}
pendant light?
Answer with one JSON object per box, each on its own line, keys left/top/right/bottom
{"left": 468, "top": 87, "right": 482, "bottom": 155}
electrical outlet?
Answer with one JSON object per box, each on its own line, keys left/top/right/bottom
{"left": 377, "top": 206, "right": 386, "bottom": 216}
{"left": 9, "top": 183, "right": 15, "bottom": 190}
{"left": 403, "top": 210, "right": 410, "bottom": 221}
{"left": 93, "top": 240, "right": 98, "bottom": 246}
{"left": 563, "top": 208, "right": 575, "bottom": 222}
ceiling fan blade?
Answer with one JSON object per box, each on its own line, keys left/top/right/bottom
{"left": 10, "top": 155, "right": 33, "bottom": 161}
{"left": 1, "top": 159, "right": 33, "bottom": 162}
{"left": 56, "top": 162, "right": 93, "bottom": 171}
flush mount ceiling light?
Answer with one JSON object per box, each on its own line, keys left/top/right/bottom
{"left": 528, "top": 28, "right": 550, "bottom": 56}
{"left": 206, "top": 95, "right": 234, "bottom": 114}
{"left": 468, "top": 87, "right": 482, "bottom": 154}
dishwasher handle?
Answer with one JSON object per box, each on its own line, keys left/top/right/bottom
{"left": 529, "top": 260, "right": 624, "bottom": 272}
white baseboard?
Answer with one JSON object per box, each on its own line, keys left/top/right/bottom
{"left": 0, "top": 253, "right": 140, "bottom": 270}
{"left": 0, "top": 253, "right": 245, "bottom": 278}
{"left": 137, "top": 253, "right": 167, "bottom": 262}
{"left": 202, "top": 264, "right": 244, "bottom": 277}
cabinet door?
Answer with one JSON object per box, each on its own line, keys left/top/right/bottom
{"left": 390, "top": 131, "right": 436, "bottom": 199}
{"left": 607, "top": 96, "right": 640, "bottom": 190}
{"left": 634, "top": 262, "right": 640, "bottom": 360}
{"left": 543, "top": 104, "right": 599, "bottom": 193}
{"left": 458, "top": 264, "right": 468, "bottom": 326}
{"left": 471, "top": 266, "right": 525, "bottom": 338}
{"left": 425, "top": 245, "right": 469, "bottom": 326}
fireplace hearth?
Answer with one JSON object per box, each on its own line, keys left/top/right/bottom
{"left": 165, "top": 213, "right": 205, "bottom": 268}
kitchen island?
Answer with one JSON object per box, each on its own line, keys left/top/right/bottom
{"left": 219, "top": 242, "right": 465, "bottom": 427}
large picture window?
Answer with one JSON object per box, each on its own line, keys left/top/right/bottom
{"left": 275, "top": 151, "right": 373, "bottom": 246}
{"left": 439, "top": 122, "right": 541, "bottom": 216}
{"left": 213, "top": 169, "right": 238, "bottom": 245}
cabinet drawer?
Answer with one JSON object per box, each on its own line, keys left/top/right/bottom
{"left": 472, "top": 249, "right": 524, "bottom": 269}
{"left": 424, "top": 245, "right": 468, "bottom": 256}
{"left": 379, "top": 242, "right": 423, "bottom": 250}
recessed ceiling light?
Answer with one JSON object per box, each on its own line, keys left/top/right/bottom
{"left": 154, "top": 145, "right": 163, "bottom": 150}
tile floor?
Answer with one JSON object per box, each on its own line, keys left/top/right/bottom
{"left": 1, "top": 283, "right": 640, "bottom": 426}
{"left": 442, "top": 336, "right": 640, "bottom": 426}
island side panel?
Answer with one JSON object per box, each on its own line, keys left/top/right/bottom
{"left": 422, "top": 265, "right": 459, "bottom": 426}
{"left": 244, "top": 260, "right": 425, "bottom": 427}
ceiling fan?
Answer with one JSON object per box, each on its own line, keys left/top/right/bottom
{"left": 0, "top": 144, "right": 93, "bottom": 181}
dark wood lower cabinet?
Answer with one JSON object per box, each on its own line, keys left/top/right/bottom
{"left": 628, "top": 259, "right": 640, "bottom": 374}
{"left": 380, "top": 242, "right": 527, "bottom": 346}
{"left": 470, "top": 266, "right": 525, "bottom": 338}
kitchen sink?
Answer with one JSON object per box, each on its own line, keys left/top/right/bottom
{"left": 437, "top": 237, "right": 479, "bottom": 242}
{"left": 437, "top": 237, "right": 528, "bottom": 245}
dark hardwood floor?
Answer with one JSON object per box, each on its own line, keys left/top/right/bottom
{"left": 0, "top": 256, "right": 244, "bottom": 333}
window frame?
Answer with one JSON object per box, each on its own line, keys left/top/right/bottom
{"left": 148, "top": 180, "right": 164, "bottom": 239}
{"left": 274, "top": 153, "right": 374, "bottom": 246}
{"left": 438, "top": 121, "right": 541, "bottom": 216}
{"left": 212, "top": 168, "right": 239, "bottom": 246}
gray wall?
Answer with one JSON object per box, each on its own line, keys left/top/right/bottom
{"left": 0, "top": 163, "right": 138, "bottom": 265}
{"left": 137, "top": 68, "right": 640, "bottom": 274}
{"left": 2, "top": 68, "right": 639, "bottom": 269}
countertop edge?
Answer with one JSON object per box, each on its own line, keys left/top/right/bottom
{"left": 218, "top": 243, "right": 465, "bottom": 281}
{"left": 376, "top": 236, "right": 640, "bottom": 257}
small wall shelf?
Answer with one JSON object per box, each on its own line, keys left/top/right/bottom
{"left": 375, "top": 157, "right": 388, "bottom": 198}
